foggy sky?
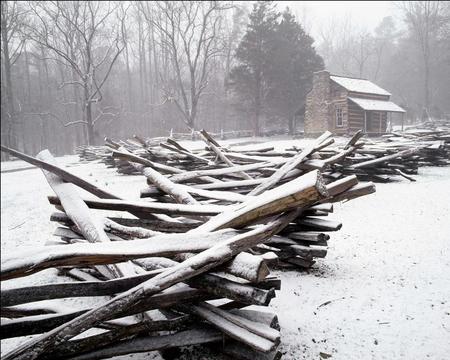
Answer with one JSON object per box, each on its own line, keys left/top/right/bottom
{"left": 275, "top": 1, "right": 403, "bottom": 40}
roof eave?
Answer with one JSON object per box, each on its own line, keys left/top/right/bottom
{"left": 348, "top": 97, "right": 406, "bottom": 113}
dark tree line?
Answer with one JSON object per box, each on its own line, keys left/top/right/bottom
{"left": 1, "top": 1, "right": 449, "bottom": 159}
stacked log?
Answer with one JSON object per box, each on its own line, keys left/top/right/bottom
{"left": 1, "top": 134, "right": 375, "bottom": 359}
{"left": 4, "top": 122, "right": 448, "bottom": 358}
{"left": 75, "top": 123, "right": 449, "bottom": 183}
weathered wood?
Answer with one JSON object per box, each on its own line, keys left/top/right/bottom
{"left": 394, "top": 168, "right": 416, "bottom": 181}
{"left": 169, "top": 162, "right": 273, "bottom": 183}
{"left": 287, "top": 231, "right": 330, "bottom": 242}
{"left": 351, "top": 147, "right": 421, "bottom": 169}
{"left": 200, "top": 129, "right": 253, "bottom": 180}
{"left": 39, "top": 316, "right": 191, "bottom": 360}
{"left": 160, "top": 141, "right": 213, "bottom": 165}
{"left": 324, "top": 146, "right": 356, "bottom": 165}
{"left": 36, "top": 150, "right": 134, "bottom": 279}
{"left": 297, "top": 217, "right": 342, "bottom": 231}
{"left": 328, "top": 182, "right": 376, "bottom": 203}
{"left": 0, "top": 146, "right": 119, "bottom": 199}
{"left": 222, "top": 252, "right": 270, "bottom": 282}
{"left": 307, "top": 203, "right": 333, "bottom": 213}
{"left": 284, "top": 256, "right": 315, "bottom": 268}
{"left": 0, "top": 146, "right": 157, "bottom": 220}
{"left": 193, "top": 170, "right": 328, "bottom": 232}
{"left": 3, "top": 273, "right": 273, "bottom": 326}
{"left": 187, "top": 273, "right": 275, "bottom": 306}
{"left": 248, "top": 131, "right": 332, "bottom": 195}
{"left": 1, "top": 286, "right": 213, "bottom": 340}
{"left": 2, "top": 216, "right": 292, "bottom": 360}
{"left": 224, "top": 342, "right": 282, "bottom": 360}
{"left": 163, "top": 251, "right": 270, "bottom": 283}
{"left": 1, "top": 310, "right": 88, "bottom": 339}
{"left": 111, "top": 150, "right": 182, "bottom": 174}
{"left": 184, "top": 178, "right": 263, "bottom": 191}
{"left": 47, "top": 195, "right": 224, "bottom": 216}
{"left": 1, "top": 229, "right": 238, "bottom": 280}
{"left": 325, "top": 175, "right": 359, "bottom": 197}
{"left": 53, "top": 226, "right": 125, "bottom": 242}
{"left": 50, "top": 212, "right": 199, "bottom": 233}
{"left": 142, "top": 183, "right": 251, "bottom": 202}
{"left": 229, "top": 309, "right": 280, "bottom": 331}
{"left": 290, "top": 244, "right": 327, "bottom": 258}
{"left": 2, "top": 270, "right": 163, "bottom": 306}
{"left": 186, "top": 302, "right": 278, "bottom": 352}
{"left": 181, "top": 185, "right": 249, "bottom": 202}
{"left": 344, "top": 130, "right": 364, "bottom": 149}
{"left": 141, "top": 166, "right": 198, "bottom": 205}
{"left": 60, "top": 326, "right": 223, "bottom": 360}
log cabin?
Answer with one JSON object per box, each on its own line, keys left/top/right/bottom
{"left": 305, "top": 70, "right": 405, "bottom": 136}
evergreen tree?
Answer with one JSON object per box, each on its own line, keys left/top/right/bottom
{"left": 230, "top": 4, "right": 324, "bottom": 135}
{"left": 229, "top": 1, "right": 279, "bottom": 136}
{"left": 267, "top": 7, "right": 324, "bottom": 134}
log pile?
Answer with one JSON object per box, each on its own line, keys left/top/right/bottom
{"left": 75, "top": 124, "right": 449, "bottom": 184}
{"left": 1, "top": 133, "right": 375, "bottom": 359}
{"left": 336, "top": 126, "right": 450, "bottom": 182}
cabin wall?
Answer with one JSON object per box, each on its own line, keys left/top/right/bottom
{"left": 305, "top": 71, "right": 331, "bottom": 135}
{"left": 329, "top": 82, "right": 348, "bottom": 135}
{"left": 347, "top": 100, "right": 365, "bottom": 133}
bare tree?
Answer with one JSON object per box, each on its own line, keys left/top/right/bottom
{"left": 399, "top": 1, "right": 447, "bottom": 113}
{"left": 27, "top": 1, "right": 127, "bottom": 145}
{"left": 350, "top": 31, "right": 375, "bottom": 78}
{"left": 1, "top": 1, "right": 27, "bottom": 155}
{"left": 139, "top": 1, "right": 230, "bottom": 130}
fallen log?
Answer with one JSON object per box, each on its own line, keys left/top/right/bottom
{"left": 1, "top": 229, "right": 239, "bottom": 280}
{"left": 185, "top": 302, "right": 279, "bottom": 352}
{"left": 39, "top": 316, "right": 192, "bottom": 359}
{"left": 47, "top": 195, "right": 224, "bottom": 217}
{"left": 36, "top": 150, "right": 134, "bottom": 279}
{"left": 350, "top": 147, "right": 421, "bottom": 169}
{"left": 193, "top": 170, "right": 328, "bottom": 232}
{"left": 248, "top": 131, "right": 332, "bottom": 195}
{"left": 2, "top": 216, "right": 292, "bottom": 360}
{"left": 199, "top": 129, "right": 253, "bottom": 180}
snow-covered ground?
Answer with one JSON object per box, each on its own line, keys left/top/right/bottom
{"left": 1, "top": 138, "right": 450, "bottom": 359}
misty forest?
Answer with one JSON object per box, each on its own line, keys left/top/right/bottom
{"left": 1, "top": 1, "right": 449, "bottom": 157}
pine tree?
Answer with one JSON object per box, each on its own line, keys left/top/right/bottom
{"left": 229, "top": 1, "right": 279, "bottom": 136}
{"left": 267, "top": 8, "right": 324, "bottom": 134}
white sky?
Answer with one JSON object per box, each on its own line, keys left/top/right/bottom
{"left": 275, "top": 1, "right": 403, "bottom": 40}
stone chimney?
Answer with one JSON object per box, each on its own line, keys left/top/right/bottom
{"left": 305, "top": 70, "right": 331, "bottom": 135}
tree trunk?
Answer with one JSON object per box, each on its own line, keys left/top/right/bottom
{"left": 424, "top": 52, "right": 430, "bottom": 115}
{"left": 71, "top": 66, "right": 84, "bottom": 147}
{"left": 42, "top": 49, "right": 54, "bottom": 153}
{"left": 254, "top": 69, "right": 262, "bottom": 137}
{"left": 1, "top": 14, "right": 17, "bottom": 151}
{"left": 124, "top": 40, "right": 133, "bottom": 112}
{"left": 84, "top": 84, "right": 95, "bottom": 146}
{"left": 288, "top": 115, "right": 295, "bottom": 136}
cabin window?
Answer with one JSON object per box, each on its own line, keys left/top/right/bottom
{"left": 335, "top": 107, "right": 343, "bottom": 127}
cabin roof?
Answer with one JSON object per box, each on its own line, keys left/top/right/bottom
{"left": 348, "top": 97, "right": 406, "bottom": 113}
{"left": 331, "top": 75, "right": 391, "bottom": 96}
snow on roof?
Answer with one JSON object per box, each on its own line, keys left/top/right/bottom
{"left": 331, "top": 75, "right": 391, "bottom": 96}
{"left": 348, "top": 97, "right": 406, "bottom": 113}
